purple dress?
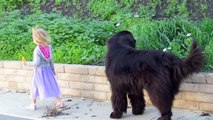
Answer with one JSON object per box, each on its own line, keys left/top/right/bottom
{"left": 27, "top": 45, "right": 62, "bottom": 100}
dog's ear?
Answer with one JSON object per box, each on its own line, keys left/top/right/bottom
{"left": 117, "top": 31, "right": 136, "bottom": 48}
{"left": 108, "top": 30, "right": 136, "bottom": 48}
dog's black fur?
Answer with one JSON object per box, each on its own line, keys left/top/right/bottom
{"left": 105, "top": 30, "right": 204, "bottom": 120}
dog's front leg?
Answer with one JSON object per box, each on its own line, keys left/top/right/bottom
{"left": 110, "top": 91, "right": 127, "bottom": 118}
{"left": 157, "top": 111, "right": 172, "bottom": 120}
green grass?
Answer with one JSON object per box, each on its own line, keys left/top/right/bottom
{"left": 0, "top": 10, "right": 212, "bottom": 71}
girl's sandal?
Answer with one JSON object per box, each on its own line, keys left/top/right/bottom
{"left": 25, "top": 104, "right": 36, "bottom": 110}
{"left": 55, "top": 102, "right": 65, "bottom": 108}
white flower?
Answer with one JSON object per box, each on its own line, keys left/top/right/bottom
{"left": 186, "top": 33, "right": 191, "bottom": 37}
{"left": 163, "top": 47, "right": 172, "bottom": 52}
{"left": 115, "top": 23, "right": 120, "bottom": 27}
{"left": 134, "top": 14, "right": 139, "bottom": 18}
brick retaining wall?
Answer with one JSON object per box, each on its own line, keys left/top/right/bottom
{"left": 0, "top": 61, "right": 213, "bottom": 112}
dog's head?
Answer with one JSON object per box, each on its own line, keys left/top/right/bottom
{"left": 108, "top": 30, "right": 136, "bottom": 48}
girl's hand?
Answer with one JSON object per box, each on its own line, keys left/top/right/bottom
{"left": 22, "top": 57, "right": 27, "bottom": 66}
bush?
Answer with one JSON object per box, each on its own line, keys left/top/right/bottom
{"left": 116, "top": 17, "right": 212, "bottom": 69}
{"left": 0, "top": 10, "right": 117, "bottom": 65}
{"left": 53, "top": 40, "right": 106, "bottom": 65}
{"left": 0, "top": 10, "right": 213, "bottom": 71}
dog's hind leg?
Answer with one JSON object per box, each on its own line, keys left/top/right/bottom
{"left": 147, "top": 87, "right": 174, "bottom": 120}
{"left": 110, "top": 90, "right": 127, "bottom": 118}
{"left": 128, "top": 90, "right": 145, "bottom": 115}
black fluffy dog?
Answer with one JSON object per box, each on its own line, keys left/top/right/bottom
{"left": 105, "top": 31, "right": 204, "bottom": 120}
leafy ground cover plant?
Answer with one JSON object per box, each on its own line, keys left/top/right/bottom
{"left": 116, "top": 17, "right": 212, "bottom": 70}
{"left": 0, "top": 10, "right": 212, "bottom": 71}
{"left": 0, "top": 10, "right": 116, "bottom": 65}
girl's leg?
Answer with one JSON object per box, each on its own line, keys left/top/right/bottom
{"left": 32, "top": 99, "right": 36, "bottom": 104}
{"left": 25, "top": 98, "right": 37, "bottom": 110}
{"left": 55, "top": 96, "right": 62, "bottom": 103}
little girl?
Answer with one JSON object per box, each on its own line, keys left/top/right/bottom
{"left": 23, "top": 27, "right": 64, "bottom": 110}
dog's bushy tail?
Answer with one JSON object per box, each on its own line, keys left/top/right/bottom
{"left": 177, "top": 39, "right": 204, "bottom": 80}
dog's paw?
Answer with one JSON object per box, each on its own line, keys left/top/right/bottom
{"left": 132, "top": 107, "right": 144, "bottom": 115}
{"left": 132, "top": 110, "right": 144, "bottom": 115}
{"left": 157, "top": 117, "right": 162, "bottom": 120}
{"left": 157, "top": 116, "right": 171, "bottom": 120}
{"left": 158, "top": 111, "right": 172, "bottom": 120}
{"left": 110, "top": 112, "right": 122, "bottom": 119}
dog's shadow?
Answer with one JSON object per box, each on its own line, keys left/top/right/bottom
{"left": 121, "top": 107, "right": 160, "bottom": 120}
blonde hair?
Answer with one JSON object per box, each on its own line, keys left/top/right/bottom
{"left": 32, "top": 27, "right": 51, "bottom": 45}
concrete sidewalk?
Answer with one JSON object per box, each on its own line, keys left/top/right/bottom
{"left": 0, "top": 90, "right": 212, "bottom": 120}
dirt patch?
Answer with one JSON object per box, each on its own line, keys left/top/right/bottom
{"left": 17, "top": 0, "right": 213, "bottom": 20}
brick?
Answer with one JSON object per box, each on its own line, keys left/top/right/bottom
{"left": 0, "top": 61, "right": 3, "bottom": 68}
{"left": 82, "top": 75, "right": 108, "bottom": 84}
{"left": 57, "top": 80, "right": 70, "bottom": 88}
{"left": 183, "top": 75, "right": 193, "bottom": 83}
{"left": 182, "top": 92, "right": 197, "bottom": 101}
{"left": 70, "top": 89, "right": 82, "bottom": 97}
{"left": 95, "top": 76, "right": 108, "bottom": 84}
{"left": 0, "top": 68, "right": 4, "bottom": 75}
{"left": 22, "top": 65, "right": 33, "bottom": 70}
{"left": 144, "top": 90, "right": 149, "bottom": 96}
{"left": 8, "top": 81, "right": 17, "bottom": 89}
{"left": 60, "top": 88, "right": 71, "bottom": 96}
{"left": 3, "top": 69, "right": 17, "bottom": 75}
{"left": 192, "top": 73, "right": 206, "bottom": 84}
{"left": 93, "top": 91, "right": 107, "bottom": 100}
{"left": 0, "top": 75, "right": 7, "bottom": 81}
{"left": 58, "top": 73, "right": 82, "bottom": 81}
{"left": 69, "top": 81, "right": 82, "bottom": 89}
{"left": 25, "top": 77, "right": 32, "bottom": 82}
{"left": 180, "top": 83, "right": 199, "bottom": 92}
{"left": 144, "top": 96, "right": 152, "bottom": 105}
{"left": 175, "top": 92, "right": 182, "bottom": 100}
{"left": 202, "top": 93, "right": 212, "bottom": 101}
{"left": 95, "top": 66, "right": 105, "bottom": 76}
{"left": 7, "top": 76, "right": 26, "bottom": 82}
{"left": 206, "top": 73, "right": 213, "bottom": 84}
{"left": 81, "top": 90, "right": 107, "bottom": 100}
{"left": 65, "top": 64, "right": 88, "bottom": 74}
{"left": 81, "top": 83, "right": 94, "bottom": 91}
{"left": 81, "top": 75, "right": 90, "bottom": 82}
{"left": 16, "top": 70, "right": 33, "bottom": 76}
{"left": 173, "top": 100, "right": 198, "bottom": 110}
{"left": 81, "top": 90, "right": 94, "bottom": 98}
{"left": 4, "top": 61, "right": 21, "bottom": 69}
{"left": 107, "top": 92, "right": 112, "bottom": 100}
{"left": 183, "top": 92, "right": 213, "bottom": 103}
{"left": 54, "top": 64, "right": 65, "bottom": 73}
{"left": 17, "top": 83, "right": 24, "bottom": 90}
{"left": 61, "top": 88, "right": 81, "bottom": 97}
{"left": 199, "top": 84, "right": 213, "bottom": 93}
{"left": 199, "top": 103, "right": 213, "bottom": 112}
{"left": 94, "top": 84, "right": 110, "bottom": 92}
{"left": 22, "top": 83, "right": 30, "bottom": 90}
{"left": 88, "top": 66, "right": 98, "bottom": 75}
{"left": 0, "top": 81, "right": 8, "bottom": 89}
